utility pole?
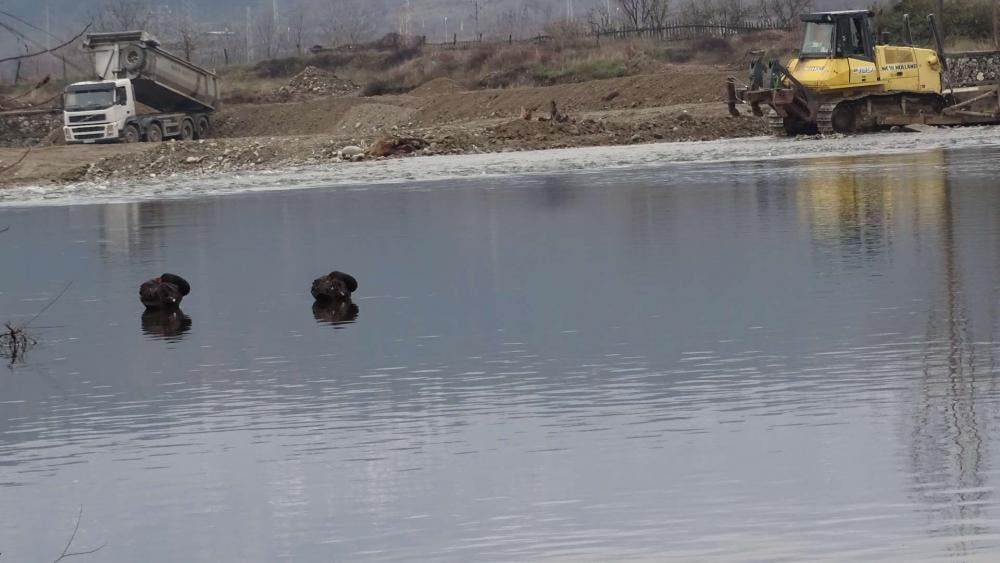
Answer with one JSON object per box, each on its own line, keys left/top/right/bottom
{"left": 937, "top": 0, "right": 945, "bottom": 42}
{"left": 44, "top": 0, "right": 51, "bottom": 50}
{"left": 994, "top": 0, "right": 998, "bottom": 48}
{"left": 246, "top": 5, "right": 253, "bottom": 63}
{"left": 473, "top": 0, "right": 479, "bottom": 36}
{"left": 272, "top": 0, "right": 279, "bottom": 56}
{"left": 444, "top": 16, "right": 448, "bottom": 42}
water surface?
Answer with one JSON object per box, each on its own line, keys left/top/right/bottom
{"left": 3, "top": 146, "right": 1000, "bottom": 561}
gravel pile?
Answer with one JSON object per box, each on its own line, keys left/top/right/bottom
{"left": 275, "top": 66, "right": 360, "bottom": 99}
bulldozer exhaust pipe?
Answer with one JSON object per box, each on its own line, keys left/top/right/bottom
{"left": 903, "top": 14, "right": 914, "bottom": 46}
{"left": 928, "top": 14, "right": 949, "bottom": 72}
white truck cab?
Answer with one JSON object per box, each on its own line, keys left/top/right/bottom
{"left": 63, "top": 79, "right": 137, "bottom": 143}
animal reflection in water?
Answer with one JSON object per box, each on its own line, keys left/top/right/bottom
{"left": 312, "top": 300, "right": 359, "bottom": 326}
{"left": 140, "top": 309, "right": 192, "bottom": 339}
{"left": 139, "top": 273, "right": 191, "bottom": 309}
{"left": 311, "top": 271, "right": 359, "bottom": 327}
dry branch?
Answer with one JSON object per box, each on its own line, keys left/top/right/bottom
{"left": 0, "top": 75, "right": 50, "bottom": 107}
{"left": 0, "top": 149, "right": 30, "bottom": 177}
{"left": 0, "top": 23, "right": 91, "bottom": 64}
{"left": 52, "top": 506, "right": 106, "bottom": 563}
{"left": 0, "top": 322, "right": 36, "bottom": 365}
{"left": 1, "top": 282, "right": 71, "bottom": 366}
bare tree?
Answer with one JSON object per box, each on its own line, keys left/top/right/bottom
{"left": 254, "top": 3, "right": 278, "bottom": 59}
{"left": 288, "top": 0, "right": 310, "bottom": 55}
{"left": 618, "top": 0, "right": 670, "bottom": 30}
{"left": 170, "top": 4, "right": 199, "bottom": 61}
{"left": 588, "top": 6, "right": 616, "bottom": 34}
{"left": 757, "top": 0, "right": 813, "bottom": 26}
{"left": 681, "top": 0, "right": 752, "bottom": 26}
{"left": 94, "top": 0, "right": 153, "bottom": 32}
{"left": 320, "top": 0, "right": 377, "bottom": 45}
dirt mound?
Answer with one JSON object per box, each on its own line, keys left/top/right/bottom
{"left": 334, "top": 103, "right": 417, "bottom": 135}
{"left": 0, "top": 96, "right": 32, "bottom": 111}
{"left": 275, "top": 66, "right": 359, "bottom": 99}
{"left": 410, "top": 77, "right": 464, "bottom": 96}
{"left": 409, "top": 70, "right": 732, "bottom": 125}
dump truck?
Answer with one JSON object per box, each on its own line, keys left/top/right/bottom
{"left": 63, "top": 31, "right": 220, "bottom": 144}
{"left": 726, "top": 11, "right": 1000, "bottom": 135}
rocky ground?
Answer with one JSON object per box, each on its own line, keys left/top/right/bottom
{"left": 1, "top": 64, "right": 770, "bottom": 187}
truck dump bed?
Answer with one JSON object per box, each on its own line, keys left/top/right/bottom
{"left": 84, "top": 31, "right": 219, "bottom": 113}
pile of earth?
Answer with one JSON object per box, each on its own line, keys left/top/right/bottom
{"left": 409, "top": 77, "right": 465, "bottom": 96}
{"left": 274, "top": 66, "right": 360, "bottom": 99}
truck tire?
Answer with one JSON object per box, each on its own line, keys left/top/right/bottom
{"left": 180, "top": 119, "right": 195, "bottom": 141}
{"left": 146, "top": 122, "right": 163, "bottom": 143}
{"left": 194, "top": 115, "right": 211, "bottom": 139}
{"left": 123, "top": 124, "right": 141, "bottom": 143}
{"left": 122, "top": 45, "right": 147, "bottom": 72}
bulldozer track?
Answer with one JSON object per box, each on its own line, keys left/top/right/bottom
{"left": 767, "top": 111, "right": 788, "bottom": 136}
{"left": 817, "top": 103, "right": 836, "bottom": 136}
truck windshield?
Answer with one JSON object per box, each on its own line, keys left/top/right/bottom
{"left": 64, "top": 86, "right": 114, "bottom": 111}
{"left": 801, "top": 22, "right": 835, "bottom": 57}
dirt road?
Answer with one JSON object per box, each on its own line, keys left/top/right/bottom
{"left": 1, "top": 144, "right": 153, "bottom": 185}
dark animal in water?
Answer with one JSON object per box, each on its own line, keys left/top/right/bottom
{"left": 311, "top": 271, "right": 358, "bottom": 303}
{"left": 139, "top": 273, "right": 191, "bottom": 309}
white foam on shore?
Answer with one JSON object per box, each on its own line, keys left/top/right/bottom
{"left": 2, "top": 125, "right": 999, "bottom": 207}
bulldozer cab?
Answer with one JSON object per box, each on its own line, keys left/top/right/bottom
{"left": 800, "top": 11, "right": 875, "bottom": 61}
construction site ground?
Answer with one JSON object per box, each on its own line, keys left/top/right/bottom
{"left": 0, "top": 64, "right": 769, "bottom": 187}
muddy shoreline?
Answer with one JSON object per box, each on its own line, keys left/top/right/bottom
{"left": 1, "top": 67, "right": 771, "bottom": 188}
{"left": 55, "top": 105, "right": 767, "bottom": 185}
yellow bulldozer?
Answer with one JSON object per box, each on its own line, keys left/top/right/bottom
{"left": 727, "top": 10, "right": 1000, "bottom": 135}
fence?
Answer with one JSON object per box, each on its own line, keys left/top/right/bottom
{"left": 419, "top": 20, "right": 788, "bottom": 50}
{"left": 307, "top": 21, "right": 789, "bottom": 55}
{"left": 594, "top": 20, "right": 788, "bottom": 41}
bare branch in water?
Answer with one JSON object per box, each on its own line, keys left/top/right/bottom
{"left": 53, "top": 506, "right": 107, "bottom": 563}
{"left": 1, "top": 282, "right": 71, "bottom": 366}
{"left": 0, "top": 322, "right": 36, "bottom": 365}
{"left": 23, "top": 282, "right": 72, "bottom": 329}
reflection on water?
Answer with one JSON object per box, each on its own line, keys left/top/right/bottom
{"left": 140, "top": 309, "right": 192, "bottom": 340}
{"left": 4, "top": 147, "right": 1000, "bottom": 561}
{"left": 311, "top": 300, "right": 359, "bottom": 327}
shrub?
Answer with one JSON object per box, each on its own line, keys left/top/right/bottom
{"left": 362, "top": 77, "right": 413, "bottom": 96}
{"left": 655, "top": 48, "right": 694, "bottom": 63}
{"left": 381, "top": 45, "right": 423, "bottom": 69}
{"left": 691, "top": 37, "right": 734, "bottom": 58}
{"left": 531, "top": 59, "right": 627, "bottom": 85}
{"left": 252, "top": 57, "right": 308, "bottom": 78}
{"left": 466, "top": 47, "right": 495, "bottom": 70}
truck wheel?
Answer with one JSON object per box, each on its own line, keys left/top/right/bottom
{"left": 123, "top": 124, "right": 141, "bottom": 143}
{"left": 195, "top": 115, "right": 211, "bottom": 139}
{"left": 146, "top": 122, "right": 163, "bottom": 143}
{"left": 181, "top": 119, "right": 195, "bottom": 141}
